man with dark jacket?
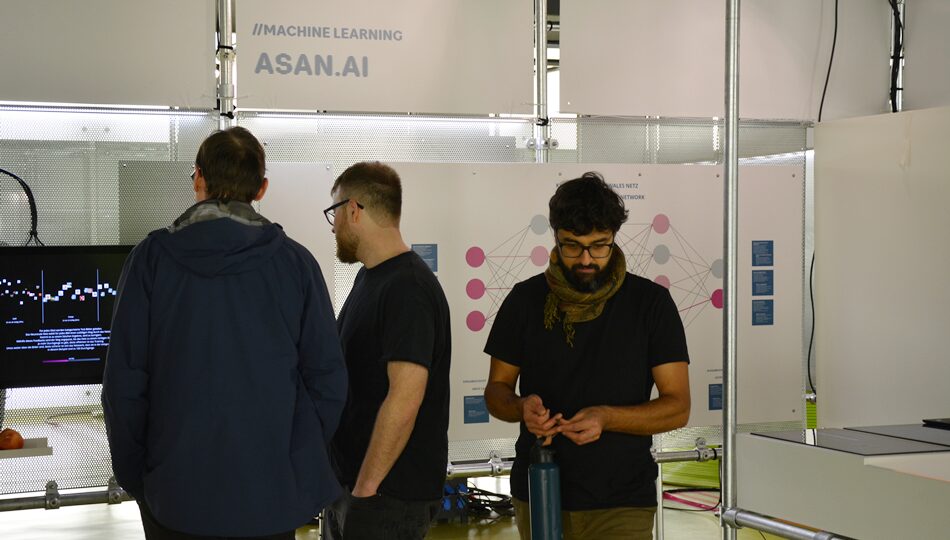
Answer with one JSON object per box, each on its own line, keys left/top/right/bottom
{"left": 102, "top": 127, "right": 347, "bottom": 539}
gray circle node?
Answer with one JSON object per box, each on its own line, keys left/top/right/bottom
{"left": 530, "top": 215, "right": 549, "bottom": 235}
{"left": 653, "top": 245, "right": 671, "bottom": 264}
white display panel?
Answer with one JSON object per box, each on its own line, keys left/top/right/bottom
{"left": 236, "top": 0, "right": 533, "bottom": 115}
{"left": 255, "top": 163, "right": 337, "bottom": 293}
{"left": 390, "top": 163, "right": 803, "bottom": 442}
{"left": 815, "top": 106, "right": 950, "bottom": 428}
{"left": 902, "top": 0, "right": 950, "bottom": 111}
{"left": 560, "top": 0, "right": 891, "bottom": 121}
{"left": 0, "top": 0, "right": 216, "bottom": 108}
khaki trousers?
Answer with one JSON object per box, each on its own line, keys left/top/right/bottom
{"left": 512, "top": 497, "right": 656, "bottom": 540}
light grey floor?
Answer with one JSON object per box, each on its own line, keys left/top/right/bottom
{"left": 0, "top": 494, "right": 777, "bottom": 540}
{"left": 0, "top": 473, "right": 775, "bottom": 539}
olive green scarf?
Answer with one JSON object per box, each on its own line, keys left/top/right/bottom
{"left": 543, "top": 247, "right": 626, "bottom": 347}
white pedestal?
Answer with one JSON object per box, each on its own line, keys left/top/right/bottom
{"left": 737, "top": 433, "right": 950, "bottom": 540}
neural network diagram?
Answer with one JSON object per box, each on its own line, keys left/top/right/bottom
{"left": 618, "top": 214, "right": 724, "bottom": 328}
{"left": 464, "top": 213, "right": 723, "bottom": 332}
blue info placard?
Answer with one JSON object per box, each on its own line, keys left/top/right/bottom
{"left": 464, "top": 395, "right": 489, "bottom": 424}
{"left": 708, "top": 384, "right": 723, "bottom": 411}
{"left": 752, "top": 240, "right": 774, "bottom": 266}
{"left": 411, "top": 243, "right": 438, "bottom": 272}
{"left": 752, "top": 270, "right": 774, "bottom": 296}
{"left": 752, "top": 299, "right": 774, "bottom": 326}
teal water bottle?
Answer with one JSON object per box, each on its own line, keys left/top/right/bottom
{"left": 528, "top": 439, "right": 562, "bottom": 540}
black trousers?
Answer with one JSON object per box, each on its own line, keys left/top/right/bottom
{"left": 138, "top": 502, "right": 296, "bottom": 540}
{"left": 322, "top": 491, "right": 440, "bottom": 540}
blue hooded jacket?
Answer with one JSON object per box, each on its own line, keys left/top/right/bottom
{"left": 102, "top": 200, "right": 346, "bottom": 536}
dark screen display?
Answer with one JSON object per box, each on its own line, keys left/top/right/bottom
{"left": 1, "top": 246, "right": 133, "bottom": 389}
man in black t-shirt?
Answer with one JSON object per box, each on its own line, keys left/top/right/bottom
{"left": 484, "top": 172, "right": 691, "bottom": 540}
{"left": 323, "top": 162, "right": 451, "bottom": 540}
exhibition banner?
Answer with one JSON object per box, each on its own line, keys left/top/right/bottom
{"left": 237, "top": 0, "right": 533, "bottom": 114}
{"left": 0, "top": 0, "right": 216, "bottom": 108}
{"left": 560, "top": 0, "right": 891, "bottom": 121}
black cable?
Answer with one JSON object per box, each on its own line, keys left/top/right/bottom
{"left": 806, "top": 253, "right": 816, "bottom": 393}
{"left": 462, "top": 484, "right": 515, "bottom": 517}
{"left": 817, "top": 0, "right": 839, "bottom": 123}
{"left": 887, "top": 0, "right": 903, "bottom": 113}
{"left": 0, "top": 167, "right": 43, "bottom": 246}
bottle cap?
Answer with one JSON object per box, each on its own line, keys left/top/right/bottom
{"left": 530, "top": 438, "right": 555, "bottom": 463}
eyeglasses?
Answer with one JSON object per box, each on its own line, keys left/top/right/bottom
{"left": 323, "top": 199, "right": 364, "bottom": 225}
{"left": 557, "top": 240, "right": 614, "bottom": 259}
{"left": 190, "top": 165, "right": 198, "bottom": 181}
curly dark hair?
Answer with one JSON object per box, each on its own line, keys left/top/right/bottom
{"left": 548, "top": 172, "right": 628, "bottom": 235}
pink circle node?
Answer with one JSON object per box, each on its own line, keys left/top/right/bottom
{"left": 654, "top": 275, "right": 671, "bottom": 289}
{"left": 466, "top": 311, "right": 487, "bottom": 332}
{"left": 465, "top": 247, "right": 486, "bottom": 268}
{"left": 530, "top": 246, "right": 550, "bottom": 267}
{"left": 466, "top": 279, "right": 486, "bottom": 300}
{"left": 652, "top": 214, "right": 671, "bottom": 234}
{"left": 711, "top": 289, "right": 724, "bottom": 309}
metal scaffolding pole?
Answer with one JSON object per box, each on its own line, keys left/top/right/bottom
{"left": 722, "top": 508, "right": 855, "bottom": 540}
{"left": 0, "top": 479, "right": 131, "bottom": 512}
{"left": 533, "top": 0, "right": 549, "bottom": 163}
{"left": 722, "top": 0, "right": 740, "bottom": 539}
{"left": 216, "top": 0, "right": 236, "bottom": 129}
{"left": 445, "top": 458, "right": 513, "bottom": 480}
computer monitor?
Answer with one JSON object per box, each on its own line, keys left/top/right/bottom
{"left": 0, "top": 245, "right": 133, "bottom": 389}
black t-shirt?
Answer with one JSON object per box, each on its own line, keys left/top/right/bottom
{"left": 332, "top": 251, "right": 451, "bottom": 501}
{"left": 484, "top": 273, "right": 689, "bottom": 510}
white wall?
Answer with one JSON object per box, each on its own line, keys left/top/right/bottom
{"left": 903, "top": 0, "right": 950, "bottom": 111}
{"left": 815, "top": 105, "right": 950, "bottom": 427}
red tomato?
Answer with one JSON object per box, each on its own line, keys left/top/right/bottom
{"left": 0, "top": 428, "right": 25, "bottom": 450}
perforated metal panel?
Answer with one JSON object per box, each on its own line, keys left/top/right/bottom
{"left": 236, "top": 112, "right": 537, "bottom": 172}
{"left": 0, "top": 106, "right": 218, "bottom": 495}
{"left": 449, "top": 437, "right": 517, "bottom": 463}
{"left": 0, "top": 106, "right": 218, "bottom": 247}
{"left": 0, "top": 393, "right": 113, "bottom": 494}
{"left": 549, "top": 116, "right": 808, "bottom": 165}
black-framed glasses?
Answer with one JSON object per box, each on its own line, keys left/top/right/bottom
{"left": 323, "top": 199, "right": 364, "bottom": 225}
{"left": 557, "top": 240, "right": 614, "bottom": 259}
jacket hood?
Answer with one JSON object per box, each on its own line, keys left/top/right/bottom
{"left": 151, "top": 199, "right": 285, "bottom": 278}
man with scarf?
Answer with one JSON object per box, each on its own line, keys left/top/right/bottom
{"left": 103, "top": 127, "right": 347, "bottom": 539}
{"left": 483, "top": 172, "right": 690, "bottom": 540}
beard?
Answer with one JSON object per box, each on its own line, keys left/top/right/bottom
{"left": 559, "top": 259, "right": 609, "bottom": 293}
{"left": 335, "top": 228, "right": 360, "bottom": 264}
